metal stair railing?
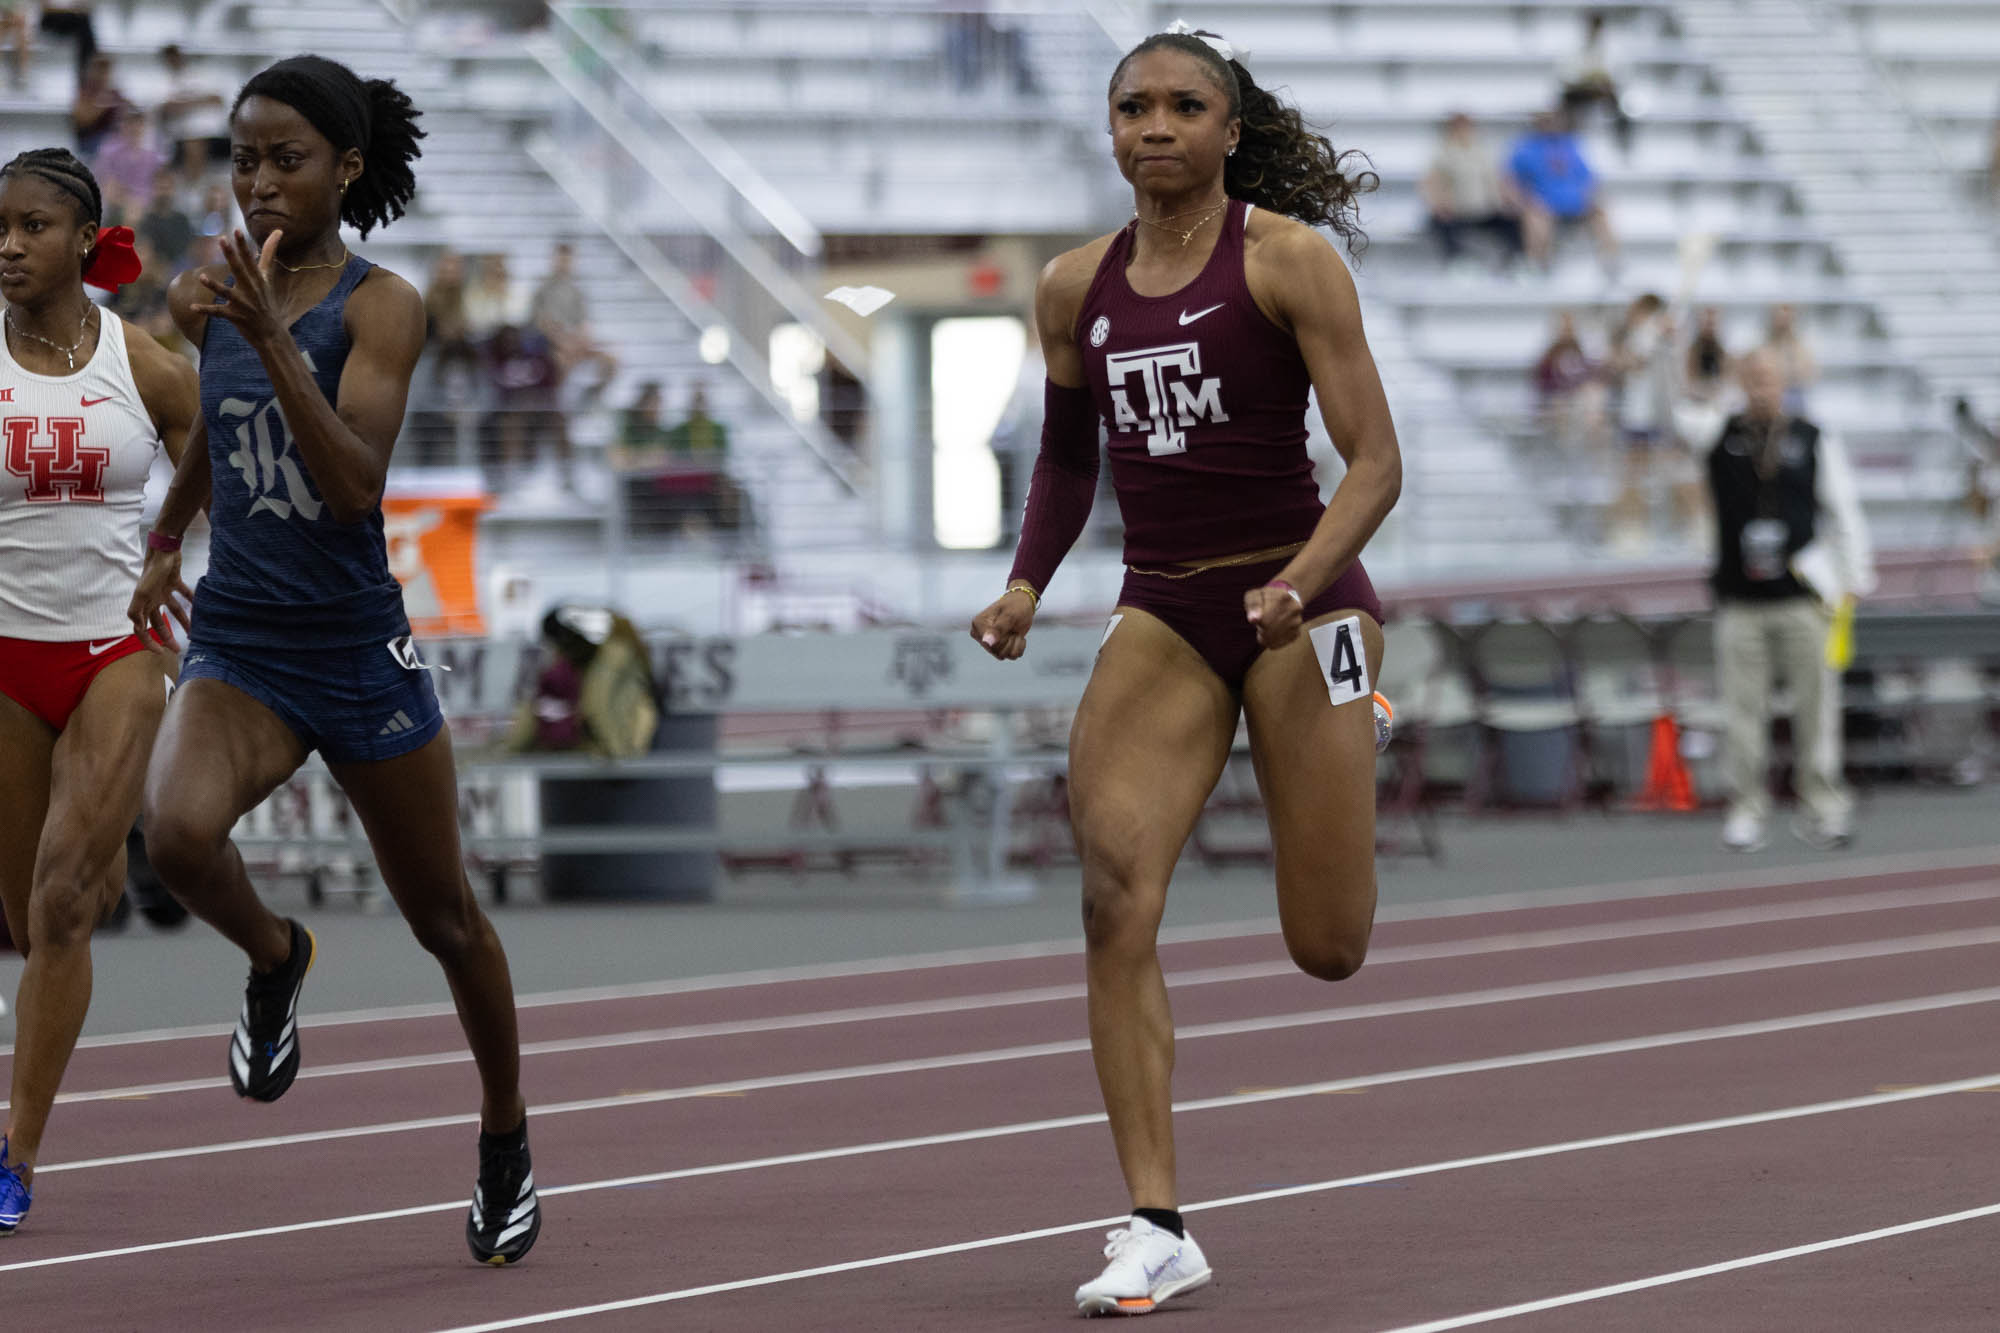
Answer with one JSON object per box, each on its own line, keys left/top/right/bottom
{"left": 1677, "top": 0, "right": 2000, "bottom": 412}
{"left": 527, "top": 137, "right": 864, "bottom": 499}
{"left": 537, "top": 4, "right": 871, "bottom": 388}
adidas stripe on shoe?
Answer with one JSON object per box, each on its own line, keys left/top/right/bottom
{"left": 229, "top": 919, "right": 316, "bottom": 1102}
{"left": 467, "top": 1121, "right": 541, "bottom": 1265}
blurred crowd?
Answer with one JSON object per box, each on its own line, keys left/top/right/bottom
{"left": 418, "top": 240, "right": 744, "bottom": 538}
{"left": 1531, "top": 297, "right": 1820, "bottom": 555}
{"left": 1420, "top": 12, "right": 1633, "bottom": 281}
{"left": 39, "top": 33, "right": 236, "bottom": 348}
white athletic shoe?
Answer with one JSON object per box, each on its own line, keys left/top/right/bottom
{"left": 1721, "top": 810, "right": 1766, "bottom": 853}
{"left": 1074, "top": 1216, "right": 1212, "bottom": 1317}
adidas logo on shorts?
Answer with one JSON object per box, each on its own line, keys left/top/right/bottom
{"left": 377, "top": 709, "right": 417, "bottom": 737}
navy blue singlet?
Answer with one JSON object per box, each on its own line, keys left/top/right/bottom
{"left": 192, "top": 255, "right": 410, "bottom": 650}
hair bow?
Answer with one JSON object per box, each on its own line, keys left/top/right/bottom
{"left": 84, "top": 225, "right": 142, "bottom": 294}
{"left": 1163, "top": 18, "right": 1249, "bottom": 63}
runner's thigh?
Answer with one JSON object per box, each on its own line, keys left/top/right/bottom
{"left": 1241, "top": 609, "right": 1385, "bottom": 974}
{"left": 0, "top": 694, "right": 54, "bottom": 943}
{"left": 1068, "top": 607, "right": 1238, "bottom": 927}
{"left": 40, "top": 653, "right": 169, "bottom": 914}
{"left": 145, "top": 676, "right": 309, "bottom": 840}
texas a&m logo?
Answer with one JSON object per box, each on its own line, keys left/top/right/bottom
{"left": 1103, "top": 341, "right": 1230, "bottom": 456}
{"left": 3, "top": 416, "right": 108, "bottom": 502}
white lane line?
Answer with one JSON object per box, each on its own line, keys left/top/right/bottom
{"left": 9, "top": 1029, "right": 2000, "bottom": 1283}
{"left": 22, "top": 844, "right": 1997, "bottom": 1055}
{"left": 1381, "top": 1202, "right": 2000, "bottom": 1332}
{"left": 422, "top": 1072, "right": 2000, "bottom": 1331}
{"left": 34, "top": 948, "right": 2000, "bottom": 1177}
{"left": 21, "top": 882, "right": 2000, "bottom": 1112}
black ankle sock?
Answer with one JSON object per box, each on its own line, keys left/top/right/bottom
{"left": 1133, "top": 1207, "right": 1183, "bottom": 1238}
{"left": 480, "top": 1118, "right": 529, "bottom": 1153}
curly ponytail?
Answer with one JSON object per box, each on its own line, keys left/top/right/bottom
{"left": 234, "top": 54, "right": 424, "bottom": 238}
{"left": 1110, "top": 32, "right": 1376, "bottom": 254}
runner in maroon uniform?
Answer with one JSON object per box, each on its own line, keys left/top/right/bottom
{"left": 968, "top": 27, "right": 1400, "bottom": 1315}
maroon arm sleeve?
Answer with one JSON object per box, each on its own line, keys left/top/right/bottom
{"left": 1007, "top": 380, "right": 1101, "bottom": 593}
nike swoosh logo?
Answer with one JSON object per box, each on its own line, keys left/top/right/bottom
{"left": 88, "top": 637, "right": 126, "bottom": 655}
{"left": 1178, "top": 304, "right": 1223, "bottom": 326}
{"left": 80, "top": 395, "right": 115, "bottom": 407}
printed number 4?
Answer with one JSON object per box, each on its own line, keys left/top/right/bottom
{"left": 1327, "top": 623, "right": 1363, "bottom": 692}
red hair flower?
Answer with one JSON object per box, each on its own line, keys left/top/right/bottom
{"left": 83, "top": 225, "right": 142, "bottom": 294}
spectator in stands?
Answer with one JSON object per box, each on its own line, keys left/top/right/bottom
{"left": 1698, "top": 347, "right": 1875, "bottom": 852}
{"left": 1422, "top": 113, "right": 1524, "bottom": 273}
{"left": 942, "top": 11, "right": 1039, "bottom": 96}
{"left": 612, "top": 381, "right": 670, "bottom": 466}
{"left": 528, "top": 240, "right": 616, "bottom": 484}
{"left": 423, "top": 249, "right": 480, "bottom": 392}
{"left": 1606, "top": 293, "right": 1674, "bottom": 547}
{"left": 156, "top": 45, "right": 228, "bottom": 170}
{"left": 1532, "top": 309, "right": 1602, "bottom": 452}
{"left": 610, "top": 381, "right": 677, "bottom": 536}
{"left": 135, "top": 168, "right": 195, "bottom": 267}
{"left": 1988, "top": 99, "right": 1999, "bottom": 205}
{"left": 92, "top": 114, "right": 166, "bottom": 220}
{"left": 1759, "top": 303, "right": 1817, "bottom": 413}
{"left": 1557, "top": 10, "right": 1632, "bottom": 156}
{"left": 191, "top": 180, "right": 231, "bottom": 240}
{"left": 108, "top": 236, "right": 175, "bottom": 344}
{"left": 665, "top": 382, "right": 743, "bottom": 533}
{"left": 463, "top": 252, "right": 518, "bottom": 350}
{"left": 37, "top": 0, "right": 96, "bottom": 81}
{"left": 70, "top": 52, "right": 135, "bottom": 162}
{"left": 1952, "top": 397, "right": 2000, "bottom": 603}
{"left": 1685, "top": 305, "right": 1729, "bottom": 400}
{"left": 0, "top": 3, "right": 30, "bottom": 90}
{"left": 528, "top": 240, "right": 586, "bottom": 349}
{"left": 486, "top": 323, "right": 563, "bottom": 488}
{"left": 1669, "top": 305, "right": 1731, "bottom": 546}
{"left": 1508, "top": 109, "right": 1618, "bottom": 277}
{"left": 666, "top": 381, "right": 729, "bottom": 458}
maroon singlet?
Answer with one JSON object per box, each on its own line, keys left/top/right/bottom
{"left": 1075, "top": 200, "right": 1332, "bottom": 566}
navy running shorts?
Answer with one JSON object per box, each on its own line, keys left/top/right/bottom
{"left": 178, "top": 633, "right": 445, "bottom": 764}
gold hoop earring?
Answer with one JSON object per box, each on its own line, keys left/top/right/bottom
{"left": 339, "top": 178, "right": 350, "bottom": 196}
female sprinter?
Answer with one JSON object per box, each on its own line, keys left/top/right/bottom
{"left": 968, "top": 27, "right": 1399, "bottom": 1315}
{"left": 128, "top": 56, "right": 539, "bottom": 1265}
{"left": 0, "top": 148, "right": 195, "bottom": 1233}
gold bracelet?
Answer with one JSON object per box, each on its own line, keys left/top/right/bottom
{"left": 1004, "top": 582, "right": 1041, "bottom": 609}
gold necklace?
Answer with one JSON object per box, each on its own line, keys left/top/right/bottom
{"left": 276, "top": 249, "right": 350, "bottom": 274}
{"left": 1133, "top": 201, "right": 1227, "bottom": 247}
{"left": 6, "top": 303, "right": 98, "bottom": 370}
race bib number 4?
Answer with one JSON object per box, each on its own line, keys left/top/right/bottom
{"left": 1307, "top": 616, "right": 1370, "bottom": 707}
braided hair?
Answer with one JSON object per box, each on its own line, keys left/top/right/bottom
{"left": 1110, "top": 31, "right": 1375, "bottom": 254}
{"left": 233, "top": 54, "right": 424, "bottom": 238}
{"left": 1, "top": 147, "right": 102, "bottom": 227}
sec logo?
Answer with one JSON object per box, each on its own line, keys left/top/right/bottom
{"left": 1089, "top": 315, "right": 1110, "bottom": 348}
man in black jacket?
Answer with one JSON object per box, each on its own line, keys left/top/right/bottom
{"left": 1698, "top": 349, "right": 1875, "bottom": 852}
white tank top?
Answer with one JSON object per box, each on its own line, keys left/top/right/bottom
{"left": 0, "top": 308, "right": 163, "bottom": 640}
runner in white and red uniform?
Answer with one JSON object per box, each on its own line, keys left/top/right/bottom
{"left": 0, "top": 147, "right": 199, "bottom": 1234}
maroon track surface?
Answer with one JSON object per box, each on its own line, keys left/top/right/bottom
{"left": 7, "top": 859, "right": 2000, "bottom": 1331}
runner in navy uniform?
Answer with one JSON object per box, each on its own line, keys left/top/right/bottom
{"left": 969, "top": 26, "right": 1400, "bottom": 1314}
{"left": 129, "top": 56, "right": 538, "bottom": 1265}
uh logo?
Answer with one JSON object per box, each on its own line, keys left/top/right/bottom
{"left": 1103, "top": 341, "right": 1230, "bottom": 456}
{"left": 221, "top": 348, "right": 323, "bottom": 522}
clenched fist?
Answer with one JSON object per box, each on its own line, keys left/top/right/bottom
{"left": 970, "top": 586, "right": 1038, "bottom": 661}
{"left": 1244, "top": 580, "right": 1305, "bottom": 650}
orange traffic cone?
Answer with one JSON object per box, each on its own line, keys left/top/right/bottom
{"left": 1634, "top": 713, "right": 1697, "bottom": 812}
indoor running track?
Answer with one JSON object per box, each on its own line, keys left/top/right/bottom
{"left": 6, "top": 850, "right": 2000, "bottom": 1331}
